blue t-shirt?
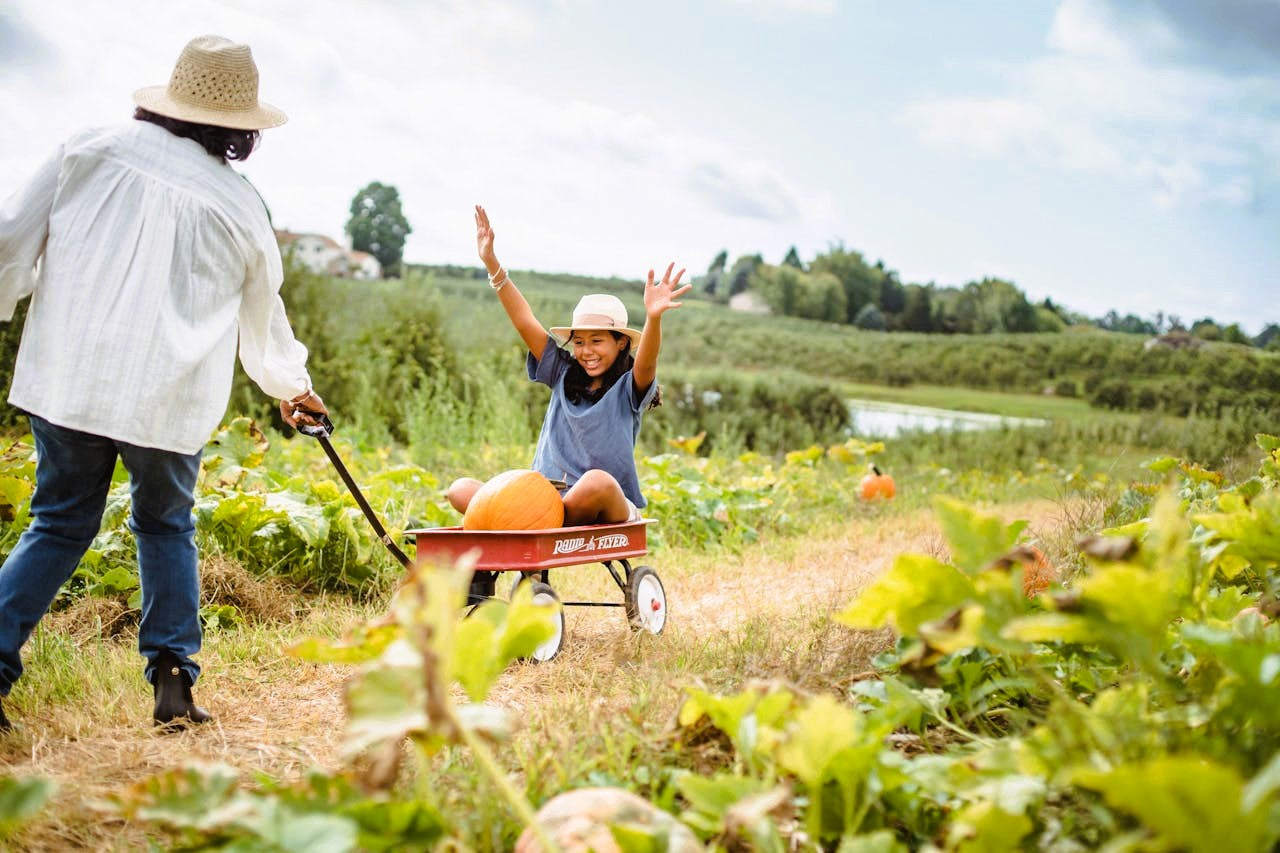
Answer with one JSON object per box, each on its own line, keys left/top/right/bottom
{"left": 527, "top": 335, "right": 657, "bottom": 507}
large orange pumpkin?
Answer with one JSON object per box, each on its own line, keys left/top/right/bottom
{"left": 462, "top": 469, "right": 564, "bottom": 531}
{"left": 859, "top": 465, "right": 896, "bottom": 501}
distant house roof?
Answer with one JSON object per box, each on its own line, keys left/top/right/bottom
{"left": 1143, "top": 330, "right": 1203, "bottom": 351}
{"left": 276, "top": 230, "right": 343, "bottom": 250}
{"left": 274, "top": 230, "right": 381, "bottom": 279}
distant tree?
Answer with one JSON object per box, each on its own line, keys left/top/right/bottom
{"left": 810, "top": 244, "right": 884, "bottom": 324}
{"left": 966, "top": 277, "right": 1037, "bottom": 333}
{"left": 931, "top": 286, "right": 977, "bottom": 334}
{"left": 878, "top": 271, "right": 906, "bottom": 322}
{"left": 805, "top": 271, "right": 846, "bottom": 323}
{"left": 899, "top": 284, "right": 933, "bottom": 332}
{"left": 1220, "top": 323, "right": 1251, "bottom": 346}
{"left": 1257, "top": 324, "right": 1280, "bottom": 350}
{"left": 1190, "top": 317, "right": 1222, "bottom": 341}
{"left": 346, "top": 181, "right": 412, "bottom": 278}
{"left": 1034, "top": 305, "right": 1066, "bottom": 332}
{"left": 1096, "top": 310, "right": 1157, "bottom": 335}
{"left": 754, "top": 264, "right": 801, "bottom": 317}
{"left": 782, "top": 246, "right": 804, "bottom": 270}
{"left": 726, "top": 254, "right": 763, "bottom": 297}
{"left": 853, "top": 303, "right": 886, "bottom": 331}
{"left": 751, "top": 265, "right": 845, "bottom": 322}
{"left": 703, "top": 249, "right": 728, "bottom": 297}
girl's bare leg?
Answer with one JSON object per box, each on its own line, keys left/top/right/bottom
{"left": 446, "top": 477, "right": 484, "bottom": 515}
{"left": 562, "top": 469, "right": 630, "bottom": 525}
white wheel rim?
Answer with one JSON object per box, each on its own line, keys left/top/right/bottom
{"left": 635, "top": 574, "right": 666, "bottom": 633}
{"left": 531, "top": 591, "right": 563, "bottom": 662}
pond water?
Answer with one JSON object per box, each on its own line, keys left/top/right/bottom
{"left": 848, "top": 399, "right": 1049, "bottom": 438}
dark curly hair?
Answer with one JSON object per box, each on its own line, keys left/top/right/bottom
{"left": 133, "top": 107, "right": 259, "bottom": 162}
{"left": 563, "top": 331, "right": 661, "bottom": 409}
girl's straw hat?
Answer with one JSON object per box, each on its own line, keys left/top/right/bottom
{"left": 133, "top": 35, "right": 287, "bottom": 130}
{"left": 551, "top": 294, "right": 643, "bottom": 348}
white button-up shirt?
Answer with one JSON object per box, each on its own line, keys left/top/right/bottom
{"left": 0, "top": 120, "right": 310, "bottom": 454}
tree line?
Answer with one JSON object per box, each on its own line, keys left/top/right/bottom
{"left": 698, "top": 244, "right": 1278, "bottom": 348}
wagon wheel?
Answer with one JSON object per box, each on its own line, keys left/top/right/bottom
{"left": 518, "top": 580, "right": 565, "bottom": 663}
{"left": 625, "top": 565, "right": 666, "bottom": 634}
{"left": 509, "top": 571, "right": 549, "bottom": 598}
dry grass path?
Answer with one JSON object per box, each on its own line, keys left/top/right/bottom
{"left": 2, "top": 497, "right": 1089, "bottom": 849}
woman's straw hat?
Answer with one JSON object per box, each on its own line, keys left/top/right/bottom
{"left": 550, "top": 294, "right": 643, "bottom": 348}
{"left": 133, "top": 35, "right": 286, "bottom": 130}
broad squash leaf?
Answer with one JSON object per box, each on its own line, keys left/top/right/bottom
{"left": 932, "top": 496, "right": 1027, "bottom": 574}
{"left": 836, "top": 553, "right": 976, "bottom": 635}
{"left": 1073, "top": 757, "right": 1274, "bottom": 853}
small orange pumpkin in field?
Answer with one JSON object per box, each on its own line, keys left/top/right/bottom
{"left": 859, "top": 465, "right": 896, "bottom": 501}
{"left": 1015, "top": 545, "right": 1057, "bottom": 598}
{"left": 463, "top": 469, "right": 564, "bottom": 531}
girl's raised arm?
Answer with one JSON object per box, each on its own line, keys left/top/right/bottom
{"left": 633, "top": 262, "right": 690, "bottom": 392}
{"left": 475, "top": 205, "right": 548, "bottom": 359}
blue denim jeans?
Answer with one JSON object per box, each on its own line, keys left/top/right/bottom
{"left": 0, "top": 416, "right": 203, "bottom": 694}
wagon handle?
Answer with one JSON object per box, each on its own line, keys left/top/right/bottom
{"left": 297, "top": 414, "right": 413, "bottom": 569}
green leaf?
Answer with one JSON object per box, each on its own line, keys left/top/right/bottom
{"left": 676, "top": 772, "right": 774, "bottom": 838}
{"left": 1073, "top": 757, "right": 1273, "bottom": 852}
{"left": 108, "top": 763, "right": 240, "bottom": 828}
{"left": 287, "top": 622, "right": 401, "bottom": 665}
{"left": 1002, "top": 612, "right": 1103, "bottom": 645}
{"left": 836, "top": 829, "right": 909, "bottom": 852}
{"left": 451, "top": 605, "right": 504, "bottom": 703}
{"left": 1242, "top": 751, "right": 1280, "bottom": 813}
{"left": 610, "top": 822, "right": 669, "bottom": 853}
{"left": 946, "top": 800, "right": 1033, "bottom": 853}
{"left": 495, "top": 583, "right": 561, "bottom": 664}
{"left": 0, "top": 775, "right": 55, "bottom": 830}
{"left": 1195, "top": 491, "right": 1280, "bottom": 572}
{"left": 342, "top": 640, "right": 428, "bottom": 757}
{"left": 775, "top": 694, "right": 862, "bottom": 789}
{"left": 932, "top": 496, "right": 1027, "bottom": 574}
{"left": 0, "top": 475, "right": 33, "bottom": 522}
{"left": 1074, "top": 564, "right": 1179, "bottom": 646}
{"left": 835, "top": 553, "right": 976, "bottom": 635}
{"left": 265, "top": 491, "right": 331, "bottom": 548}
{"left": 678, "top": 685, "right": 796, "bottom": 767}
{"left": 202, "top": 417, "right": 270, "bottom": 487}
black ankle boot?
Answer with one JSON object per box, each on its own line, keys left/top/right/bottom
{"left": 153, "top": 651, "right": 212, "bottom": 729}
{"left": 0, "top": 697, "right": 10, "bottom": 733}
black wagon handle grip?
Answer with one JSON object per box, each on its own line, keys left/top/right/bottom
{"left": 299, "top": 414, "right": 412, "bottom": 569}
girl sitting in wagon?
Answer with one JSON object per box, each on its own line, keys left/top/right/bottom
{"left": 447, "top": 205, "right": 689, "bottom": 526}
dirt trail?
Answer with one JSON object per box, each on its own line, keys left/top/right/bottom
{"left": 2, "top": 497, "right": 1086, "bottom": 849}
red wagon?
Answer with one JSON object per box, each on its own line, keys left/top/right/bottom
{"left": 407, "top": 519, "right": 668, "bottom": 662}
{"left": 300, "top": 413, "right": 667, "bottom": 663}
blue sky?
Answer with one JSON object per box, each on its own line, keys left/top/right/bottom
{"left": 2, "top": 0, "right": 1277, "bottom": 333}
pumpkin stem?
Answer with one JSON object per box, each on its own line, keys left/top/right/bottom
{"left": 871, "top": 464, "right": 882, "bottom": 476}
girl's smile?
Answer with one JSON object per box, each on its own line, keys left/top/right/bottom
{"left": 570, "top": 330, "right": 627, "bottom": 384}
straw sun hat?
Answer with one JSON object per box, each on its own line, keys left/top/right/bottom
{"left": 133, "top": 35, "right": 286, "bottom": 130}
{"left": 550, "top": 294, "right": 643, "bottom": 348}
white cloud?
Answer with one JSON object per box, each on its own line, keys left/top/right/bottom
{"left": 1, "top": 0, "right": 826, "bottom": 279}
{"left": 721, "top": 0, "right": 837, "bottom": 16}
{"left": 896, "top": 0, "right": 1279, "bottom": 212}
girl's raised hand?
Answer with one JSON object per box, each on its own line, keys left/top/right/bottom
{"left": 644, "top": 263, "right": 691, "bottom": 319}
{"left": 475, "top": 205, "right": 498, "bottom": 270}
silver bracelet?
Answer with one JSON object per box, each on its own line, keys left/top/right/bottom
{"left": 490, "top": 269, "right": 510, "bottom": 291}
